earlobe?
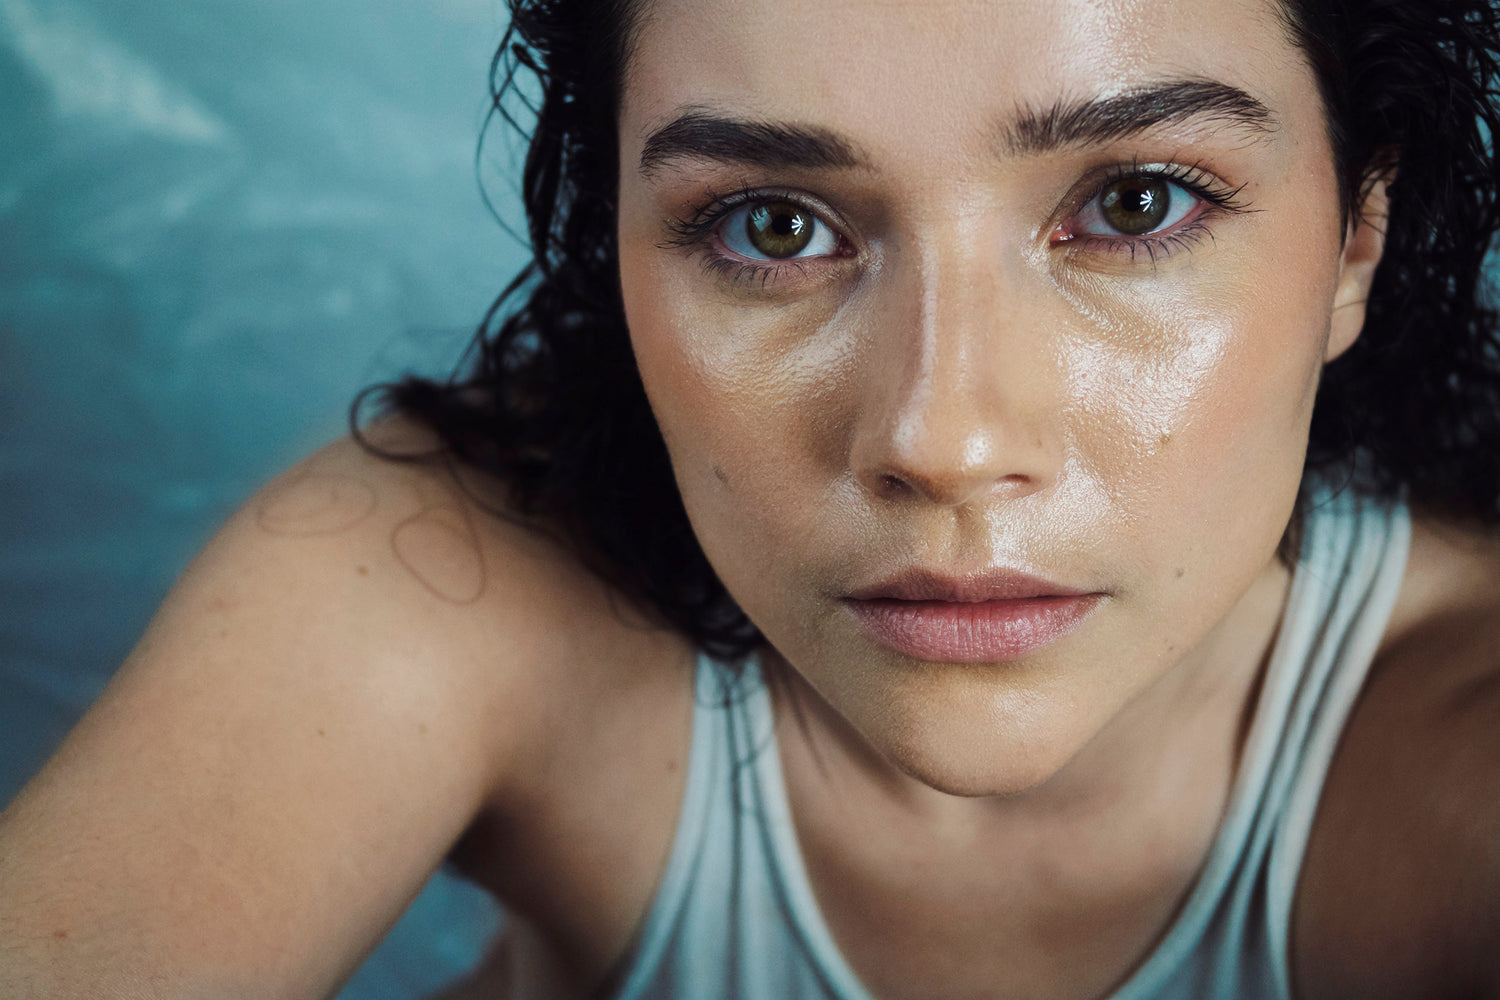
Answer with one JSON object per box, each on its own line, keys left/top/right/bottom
{"left": 1326, "top": 166, "right": 1395, "bottom": 362}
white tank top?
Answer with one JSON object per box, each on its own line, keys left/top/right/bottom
{"left": 604, "top": 488, "right": 1411, "bottom": 1000}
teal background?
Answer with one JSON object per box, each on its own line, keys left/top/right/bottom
{"left": 0, "top": 0, "right": 526, "bottom": 992}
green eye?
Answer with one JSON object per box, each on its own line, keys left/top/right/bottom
{"left": 1099, "top": 177, "right": 1173, "bottom": 235}
{"left": 744, "top": 202, "right": 817, "bottom": 258}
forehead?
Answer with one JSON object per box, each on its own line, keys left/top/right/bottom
{"left": 622, "top": 0, "right": 1311, "bottom": 156}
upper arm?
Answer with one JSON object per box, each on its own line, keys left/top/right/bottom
{"left": 0, "top": 431, "right": 567, "bottom": 998}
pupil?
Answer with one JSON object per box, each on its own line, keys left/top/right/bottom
{"left": 1123, "top": 188, "right": 1154, "bottom": 212}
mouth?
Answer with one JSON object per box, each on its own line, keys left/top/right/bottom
{"left": 842, "top": 569, "right": 1105, "bottom": 663}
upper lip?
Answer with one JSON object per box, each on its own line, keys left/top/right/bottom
{"left": 845, "top": 567, "right": 1095, "bottom": 603}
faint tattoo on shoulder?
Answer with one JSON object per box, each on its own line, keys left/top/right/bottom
{"left": 390, "top": 504, "right": 488, "bottom": 605}
{"left": 256, "top": 473, "right": 379, "bottom": 537}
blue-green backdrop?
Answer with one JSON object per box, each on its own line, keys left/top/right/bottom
{"left": 0, "top": 0, "right": 527, "bottom": 992}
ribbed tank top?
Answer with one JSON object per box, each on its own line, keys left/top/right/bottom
{"left": 607, "top": 489, "right": 1411, "bottom": 1000}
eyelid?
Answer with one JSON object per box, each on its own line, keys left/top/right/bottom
{"left": 720, "top": 202, "right": 843, "bottom": 261}
{"left": 1069, "top": 178, "right": 1200, "bottom": 240}
{"left": 668, "top": 186, "right": 851, "bottom": 245}
{"left": 1058, "top": 162, "right": 1245, "bottom": 221}
{"left": 662, "top": 185, "right": 856, "bottom": 287}
{"left": 1047, "top": 160, "right": 1251, "bottom": 260}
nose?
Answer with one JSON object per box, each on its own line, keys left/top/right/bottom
{"left": 849, "top": 239, "right": 1060, "bottom": 508}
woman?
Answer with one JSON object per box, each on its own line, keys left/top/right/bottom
{"left": 3, "top": 0, "right": 1499, "bottom": 997}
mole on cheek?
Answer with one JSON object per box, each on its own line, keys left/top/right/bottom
{"left": 713, "top": 464, "right": 730, "bottom": 486}
{"left": 390, "top": 507, "right": 487, "bottom": 605}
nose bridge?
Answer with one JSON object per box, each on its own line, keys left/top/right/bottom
{"left": 853, "top": 226, "right": 1056, "bottom": 506}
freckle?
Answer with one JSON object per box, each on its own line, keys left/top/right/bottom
{"left": 418, "top": 723, "right": 428, "bottom": 735}
{"left": 357, "top": 565, "right": 369, "bottom": 576}
{"left": 666, "top": 759, "right": 678, "bottom": 773}
{"left": 712, "top": 465, "right": 729, "bottom": 485}
{"left": 53, "top": 929, "right": 68, "bottom": 940}
{"left": 317, "top": 728, "right": 326, "bottom": 737}
{"left": 219, "top": 628, "right": 229, "bottom": 639}
{"left": 1175, "top": 567, "right": 1185, "bottom": 578}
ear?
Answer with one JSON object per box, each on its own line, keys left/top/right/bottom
{"left": 1326, "top": 164, "right": 1395, "bottom": 362}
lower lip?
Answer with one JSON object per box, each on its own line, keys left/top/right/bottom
{"left": 844, "top": 595, "right": 1103, "bottom": 662}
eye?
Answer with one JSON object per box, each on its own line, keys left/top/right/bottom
{"left": 1072, "top": 175, "right": 1199, "bottom": 237}
{"left": 720, "top": 200, "right": 842, "bottom": 260}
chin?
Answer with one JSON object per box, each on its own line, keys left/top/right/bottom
{"left": 861, "top": 672, "right": 1098, "bottom": 799}
{"left": 882, "top": 732, "right": 1084, "bottom": 799}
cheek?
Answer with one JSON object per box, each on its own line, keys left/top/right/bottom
{"left": 1048, "top": 234, "right": 1339, "bottom": 612}
{"left": 620, "top": 245, "right": 851, "bottom": 565}
{"left": 1063, "top": 278, "right": 1328, "bottom": 497}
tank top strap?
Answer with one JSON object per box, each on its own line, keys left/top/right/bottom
{"left": 1110, "top": 486, "right": 1411, "bottom": 999}
{"left": 609, "top": 653, "right": 867, "bottom": 999}
{"left": 1262, "top": 489, "right": 1412, "bottom": 994}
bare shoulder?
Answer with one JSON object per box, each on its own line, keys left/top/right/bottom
{"left": 0, "top": 419, "right": 692, "bottom": 998}
{"left": 162, "top": 419, "right": 686, "bottom": 788}
{"left": 1294, "top": 512, "right": 1500, "bottom": 1000}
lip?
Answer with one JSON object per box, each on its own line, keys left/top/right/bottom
{"left": 843, "top": 568, "right": 1104, "bottom": 662}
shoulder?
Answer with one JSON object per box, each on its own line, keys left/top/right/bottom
{"left": 0, "top": 419, "right": 693, "bottom": 995}
{"left": 248, "top": 423, "right": 700, "bottom": 972}
{"left": 1293, "top": 511, "right": 1500, "bottom": 1000}
{"left": 203, "top": 417, "right": 694, "bottom": 798}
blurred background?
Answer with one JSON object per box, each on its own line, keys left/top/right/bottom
{"left": 0, "top": 0, "right": 528, "bottom": 992}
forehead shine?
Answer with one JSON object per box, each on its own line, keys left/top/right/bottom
{"left": 623, "top": 0, "right": 1307, "bottom": 177}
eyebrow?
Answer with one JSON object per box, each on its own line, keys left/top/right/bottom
{"left": 639, "top": 108, "right": 866, "bottom": 177}
{"left": 637, "top": 79, "right": 1277, "bottom": 177}
{"left": 1004, "top": 79, "right": 1278, "bottom": 155}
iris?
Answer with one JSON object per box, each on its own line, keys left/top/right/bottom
{"left": 745, "top": 202, "right": 817, "bottom": 257}
{"left": 1100, "top": 177, "right": 1172, "bottom": 234}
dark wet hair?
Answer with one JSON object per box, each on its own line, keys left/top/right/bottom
{"left": 357, "top": 0, "right": 1500, "bottom": 660}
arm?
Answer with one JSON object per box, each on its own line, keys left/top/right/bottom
{"left": 0, "top": 435, "right": 548, "bottom": 999}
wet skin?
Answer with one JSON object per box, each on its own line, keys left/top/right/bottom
{"left": 609, "top": 5, "right": 1393, "bottom": 989}
{"left": 617, "top": 0, "right": 1385, "bottom": 803}
{"left": 11, "top": 1, "right": 1499, "bottom": 998}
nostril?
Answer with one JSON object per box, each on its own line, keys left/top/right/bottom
{"left": 879, "top": 473, "right": 912, "bottom": 498}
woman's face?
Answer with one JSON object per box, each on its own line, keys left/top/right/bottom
{"left": 616, "top": 0, "right": 1381, "bottom": 795}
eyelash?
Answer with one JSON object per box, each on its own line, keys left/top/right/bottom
{"left": 661, "top": 162, "right": 1251, "bottom": 287}
{"left": 1056, "top": 159, "right": 1251, "bottom": 263}
{"left": 660, "top": 185, "right": 849, "bottom": 289}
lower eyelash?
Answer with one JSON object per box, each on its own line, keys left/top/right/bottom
{"left": 662, "top": 185, "right": 841, "bottom": 289}
{"left": 1072, "top": 216, "right": 1218, "bottom": 264}
{"left": 698, "top": 253, "right": 811, "bottom": 288}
